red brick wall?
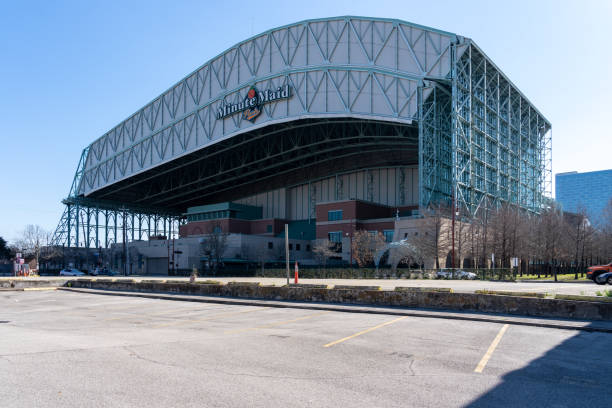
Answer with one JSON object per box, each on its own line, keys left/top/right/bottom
{"left": 315, "top": 200, "right": 396, "bottom": 239}
{"left": 250, "top": 219, "right": 288, "bottom": 235}
{"left": 316, "top": 221, "right": 395, "bottom": 239}
{"left": 316, "top": 201, "right": 357, "bottom": 220}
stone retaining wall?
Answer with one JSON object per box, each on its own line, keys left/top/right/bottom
{"left": 64, "top": 279, "right": 612, "bottom": 321}
{"left": 0, "top": 279, "right": 67, "bottom": 289}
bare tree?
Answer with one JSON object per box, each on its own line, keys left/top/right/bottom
{"left": 312, "top": 239, "right": 335, "bottom": 268}
{"left": 16, "top": 225, "right": 50, "bottom": 272}
{"left": 538, "top": 205, "right": 567, "bottom": 281}
{"left": 489, "top": 203, "right": 525, "bottom": 268}
{"left": 351, "top": 230, "right": 386, "bottom": 267}
{"left": 199, "top": 221, "right": 228, "bottom": 274}
{"left": 411, "top": 204, "right": 450, "bottom": 268}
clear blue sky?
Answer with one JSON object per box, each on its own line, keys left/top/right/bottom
{"left": 1, "top": 0, "right": 610, "bottom": 242}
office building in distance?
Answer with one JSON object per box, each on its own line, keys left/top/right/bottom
{"left": 556, "top": 170, "right": 612, "bottom": 223}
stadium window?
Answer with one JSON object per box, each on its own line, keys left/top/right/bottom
{"left": 383, "top": 230, "right": 394, "bottom": 242}
{"left": 328, "top": 231, "right": 342, "bottom": 243}
{"left": 296, "top": 243, "right": 301, "bottom": 251}
{"left": 289, "top": 243, "right": 293, "bottom": 250}
{"left": 404, "top": 233, "right": 408, "bottom": 238}
{"left": 306, "top": 244, "right": 311, "bottom": 251}
{"left": 328, "top": 210, "right": 343, "bottom": 221}
{"left": 268, "top": 242, "right": 273, "bottom": 249}
{"left": 266, "top": 224, "right": 272, "bottom": 233}
{"left": 213, "top": 225, "right": 222, "bottom": 233}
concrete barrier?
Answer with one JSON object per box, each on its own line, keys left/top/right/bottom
{"left": 64, "top": 279, "right": 612, "bottom": 321}
{"left": 0, "top": 279, "right": 68, "bottom": 289}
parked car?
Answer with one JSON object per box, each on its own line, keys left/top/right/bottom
{"left": 436, "top": 269, "right": 477, "bottom": 280}
{"left": 59, "top": 268, "right": 85, "bottom": 276}
{"left": 586, "top": 262, "right": 612, "bottom": 282}
{"left": 594, "top": 271, "right": 612, "bottom": 285}
{"left": 90, "top": 267, "right": 115, "bottom": 276}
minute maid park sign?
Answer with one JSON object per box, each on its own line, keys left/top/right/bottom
{"left": 216, "top": 85, "right": 292, "bottom": 122}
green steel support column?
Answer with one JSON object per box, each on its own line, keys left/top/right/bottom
{"left": 67, "top": 204, "right": 72, "bottom": 247}
{"left": 95, "top": 208, "right": 99, "bottom": 248}
{"left": 140, "top": 215, "right": 143, "bottom": 239}
{"left": 104, "top": 210, "right": 108, "bottom": 248}
{"left": 85, "top": 207, "right": 90, "bottom": 249}
{"left": 75, "top": 203, "right": 80, "bottom": 247}
{"left": 131, "top": 213, "right": 135, "bottom": 242}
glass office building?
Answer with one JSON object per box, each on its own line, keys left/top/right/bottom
{"left": 556, "top": 170, "right": 612, "bottom": 223}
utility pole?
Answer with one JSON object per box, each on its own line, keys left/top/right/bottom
{"left": 285, "top": 224, "right": 290, "bottom": 285}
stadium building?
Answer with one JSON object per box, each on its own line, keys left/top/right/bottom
{"left": 51, "top": 16, "right": 551, "bottom": 271}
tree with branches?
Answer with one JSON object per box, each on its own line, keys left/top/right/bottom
{"left": 15, "top": 225, "right": 50, "bottom": 272}
{"left": 199, "top": 221, "right": 228, "bottom": 274}
{"left": 351, "top": 230, "right": 386, "bottom": 267}
{"left": 312, "top": 239, "right": 335, "bottom": 268}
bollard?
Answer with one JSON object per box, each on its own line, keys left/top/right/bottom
{"left": 294, "top": 261, "right": 299, "bottom": 284}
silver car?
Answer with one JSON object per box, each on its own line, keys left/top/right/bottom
{"left": 59, "top": 268, "right": 85, "bottom": 276}
{"left": 436, "top": 269, "right": 477, "bottom": 280}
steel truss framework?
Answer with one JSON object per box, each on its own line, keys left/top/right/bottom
{"left": 52, "top": 17, "right": 551, "bottom": 247}
{"left": 79, "top": 16, "right": 454, "bottom": 197}
{"left": 51, "top": 149, "right": 181, "bottom": 248}
{"left": 420, "top": 42, "right": 552, "bottom": 216}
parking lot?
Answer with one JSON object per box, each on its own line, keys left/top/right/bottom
{"left": 1, "top": 290, "right": 611, "bottom": 407}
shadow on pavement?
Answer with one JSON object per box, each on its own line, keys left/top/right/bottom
{"left": 465, "top": 322, "right": 612, "bottom": 408}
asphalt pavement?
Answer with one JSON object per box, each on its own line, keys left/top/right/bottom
{"left": 1, "top": 290, "right": 610, "bottom": 407}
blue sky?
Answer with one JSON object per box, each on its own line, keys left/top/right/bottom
{"left": 1, "top": 0, "right": 611, "bottom": 242}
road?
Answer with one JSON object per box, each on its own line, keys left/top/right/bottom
{"left": 1, "top": 290, "right": 610, "bottom": 407}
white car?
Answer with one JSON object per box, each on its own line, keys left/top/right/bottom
{"left": 436, "top": 269, "right": 477, "bottom": 280}
{"left": 59, "top": 268, "right": 85, "bottom": 276}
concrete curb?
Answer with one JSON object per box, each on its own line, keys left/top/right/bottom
{"left": 58, "top": 287, "right": 612, "bottom": 333}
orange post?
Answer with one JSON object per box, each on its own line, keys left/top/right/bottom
{"left": 294, "top": 261, "right": 299, "bottom": 284}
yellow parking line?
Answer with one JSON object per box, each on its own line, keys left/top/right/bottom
{"left": 151, "top": 307, "right": 269, "bottom": 328}
{"left": 224, "top": 311, "right": 331, "bottom": 335}
{"left": 474, "top": 324, "right": 509, "bottom": 373}
{"left": 324, "top": 316, "right": 409, "bottom": 347}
